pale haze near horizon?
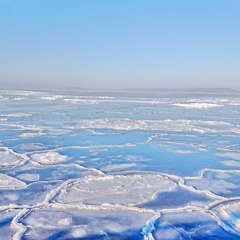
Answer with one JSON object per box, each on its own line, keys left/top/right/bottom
{"left": 0, "top": 0, "right": 240, "bottom": 90}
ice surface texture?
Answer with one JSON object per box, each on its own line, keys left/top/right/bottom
{"left": 0, "top": 90, "right": 240, "bottom": 239}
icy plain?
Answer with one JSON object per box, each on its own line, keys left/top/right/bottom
{"left": 0, "top": 89, "right": 240, "bottom": 239}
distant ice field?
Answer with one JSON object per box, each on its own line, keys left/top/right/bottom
{"left": 0, "top": 89, "right": 240, "bottom": 239}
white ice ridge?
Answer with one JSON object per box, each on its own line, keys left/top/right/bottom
{"left": 57, "top": 173, "right": 176, "bottom": 206}
{"left": 30, "top": 151, "right": 67, "bottom": 165}
{"left": 80, "top": 118, "right": 237, "bottom": 133}
{"left": 12, "top": 209, "right": 30, "bottom": 240}
{"left": 173, "top": 103, "right": 223, "bottom": 108}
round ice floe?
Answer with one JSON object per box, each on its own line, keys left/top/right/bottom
{"left": 0, "top": 173, "right": 26, "bottom": 189}
{"left": 31, "top": 152, "right": 67, "bottom": 165}
{"left": 58, "top": 173, "right": 176, "bottom": 206}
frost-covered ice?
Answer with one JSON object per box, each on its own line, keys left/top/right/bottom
{"left": 0, "top": 90, "right": 240, "bottom": 239}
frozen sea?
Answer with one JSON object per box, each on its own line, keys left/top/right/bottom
{"left": 0, "top": 89, "right": 240, "bottom": 240}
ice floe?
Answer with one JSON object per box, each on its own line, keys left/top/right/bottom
{"left": 0, "top": 174, "right": 26, "bottom": 189}
{"left": 58, "top": 173, "right": 176, "bottom": 206}
{"left": 30, "top": 152, "right": 67, "bottom": 165}
{"left": 17, "top": 173, "right": 39, "bottom": 182}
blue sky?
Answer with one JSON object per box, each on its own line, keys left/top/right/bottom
{"left": 0, "top": 0, "right": 240, "bottom": 89}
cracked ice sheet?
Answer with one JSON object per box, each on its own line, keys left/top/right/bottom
{"left": 153, "top": 211, "right": 240, "bottom": 240}
{"left": 58, "top": 173, "right": 176, "bottom": 206}
{"left": 21, "top": 207, "right": 154, "bottom": 240}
